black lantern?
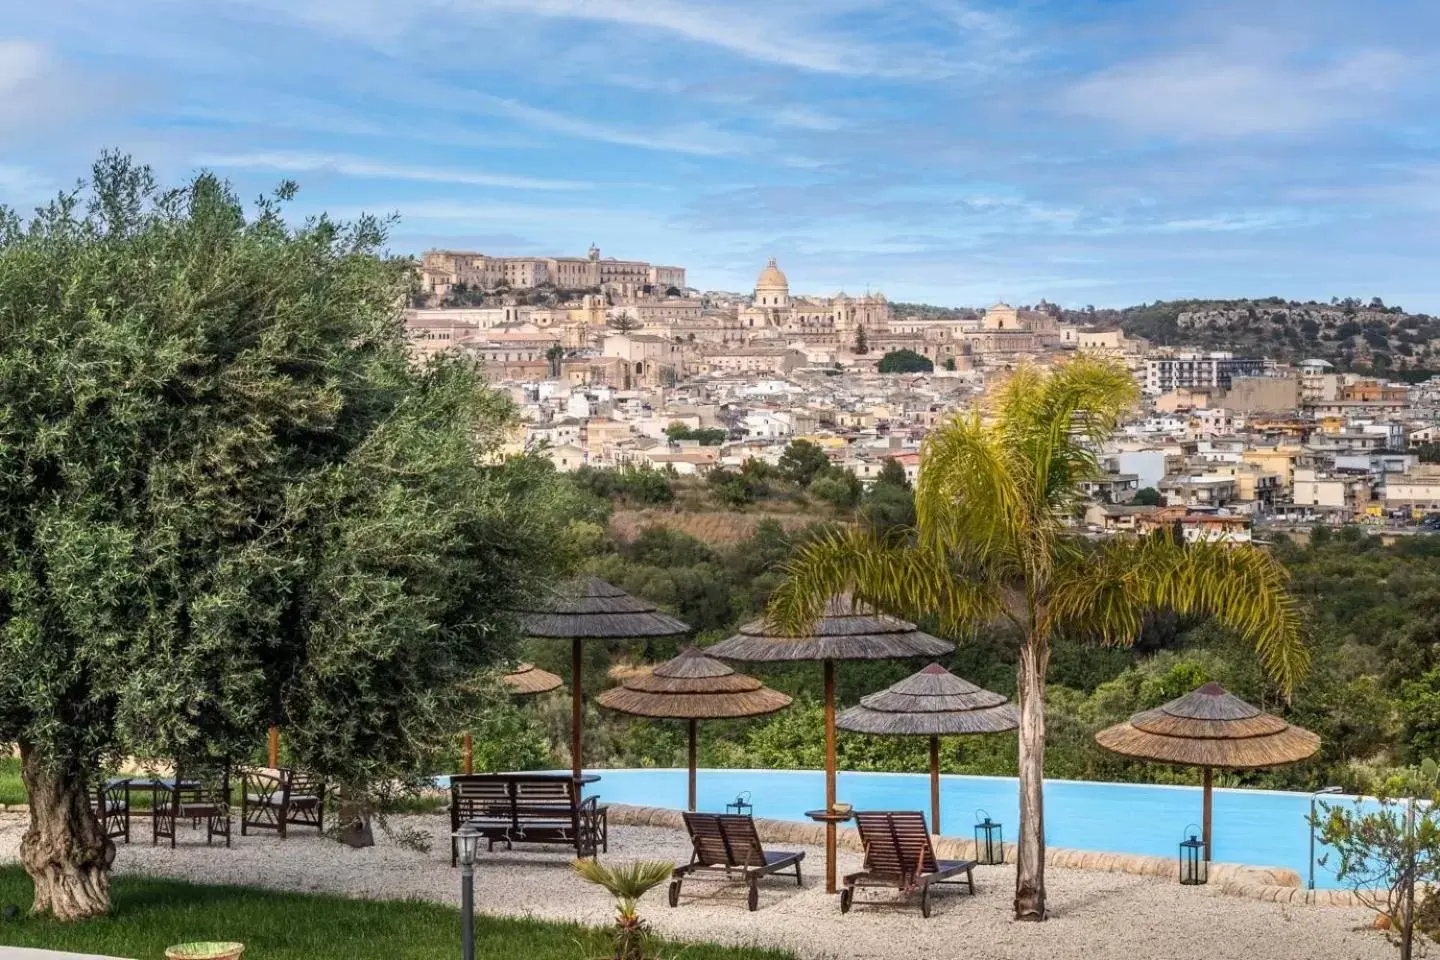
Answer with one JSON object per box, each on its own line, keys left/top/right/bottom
{"left": 974, "top": 809, "right": 1004, "bottom": 865}
{"left": 726, "top": 791, "right": 753, "bottom": 817}
{"left": 1179, "top": 826, "right": 1207, "bottom": 885}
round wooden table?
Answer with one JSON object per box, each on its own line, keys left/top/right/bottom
{"left": 805, "top": 809, "right": 854, "bottom": 893}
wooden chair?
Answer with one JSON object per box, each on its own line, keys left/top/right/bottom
{"left": 842, "top": 811, "right": 974, "bottom": 917}
{"left": 152, "top": 766, "right": 231, "bottom": 849}
{"left": 93, "top": 778, "right": 131, "bottom": 844}
{"left": 669, "top": 812, "right": 804, "bottom": 912}
{"left": 241, "top": 767, "right": 326, "bottom": 839}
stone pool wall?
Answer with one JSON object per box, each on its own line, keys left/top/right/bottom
{"left": 606, "top": 803, "right": 1368, "bottom": 908}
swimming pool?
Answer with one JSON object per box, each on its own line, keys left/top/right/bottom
{"left": 556, "top": 768, "right": 1364, "bottom": 889}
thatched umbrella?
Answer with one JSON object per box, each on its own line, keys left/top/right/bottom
{"left": 503, "top": 663, "right": 564, "bottom": 696}
{"left": 837, "top": 663, "right": 1017, "bottom": 834}
{"left": 518, "top": 578, "right": 690, "bottom": 780}
{"left": 1095, "top": 682, "right": 1320, "bottom": 861}
{"left": 457, "top": 664, "right": 566, "bottom": 775}
{"left": 708, "top": 597, "right": 953, "bottom": 893}
{"left": 597, "top": 647, "right": 792, "bottom": 810}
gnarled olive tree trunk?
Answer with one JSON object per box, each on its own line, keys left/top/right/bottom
{"left": 18, "top": 740, "right": 113, "bottom": 919}
{"left": 1014, "top": 637, "right": 1048, "bottom": 921}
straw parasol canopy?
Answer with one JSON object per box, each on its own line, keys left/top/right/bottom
{"left": 598, "top": 647, "right": 792, "bottom": 810}
{"left": 518, "top": 578, "right": 691, "bottom": 639}
{"left": 1095, "top": 682, "right": 1320, "bottom": 861}
{"left": 838, "top": 664, "right": 1018, "bottom": 834}
{"left": 710, "top": 597, "right": 954, "bottom": 663}
{"left": 502, "top": 663, "right": 564, "bottom": 697}
{"left": 516, "top": 578, "right": 691, "bottom": 781}
{"left": 709, "top": 596, "right": 952, "bottom": 893}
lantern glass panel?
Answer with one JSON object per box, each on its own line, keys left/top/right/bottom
{"left": 1179, "top": 834, "right": 1207, "bottom": 885}
{"left": 455, "top": 827, "right": 482, "bottom": 867}
{"left": 727, "top": 791, "right": 753, "bottom": 817}
{"left": 974, "top": 817, "right": 1004, "bottom": 866}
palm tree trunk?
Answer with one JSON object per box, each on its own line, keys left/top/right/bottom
{"left": 1014, "top": 636, "right": 1048, "bottom": 921}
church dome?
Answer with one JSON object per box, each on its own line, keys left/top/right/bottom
{"left": 756, "top": 258, "right": 789, "bottom": 290}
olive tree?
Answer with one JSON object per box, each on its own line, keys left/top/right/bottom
{"left": 0, "top": 155, "right": 569, "bottom": 918}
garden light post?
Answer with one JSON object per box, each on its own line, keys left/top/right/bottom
{"left": 455, "top": 826, "right": 482, "bottom": 960}
{"left": 1309, "top": 785, "right": 1343, "bottom": 890}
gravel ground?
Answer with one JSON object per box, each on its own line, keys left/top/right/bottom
{"left": 0, "top": 813, "right": 1394, "bottom": 960}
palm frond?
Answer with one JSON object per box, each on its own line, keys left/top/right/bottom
{"left": 994, "top": 357, "right": 1139, "bottom": 511}
{"left": 914, "top": 412, "right": 1028, "bottom": 564}
{"left": 1047, "top": 534, "right": 1308, "bottom": 695}
{"left": 765, "top": 526, "right": 1003, "bottom": 637}
{"left": 572, "top": 858, "right": 674, "bottom": 901}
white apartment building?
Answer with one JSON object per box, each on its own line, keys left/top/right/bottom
{"left": 1144, "top": 353, "right": 1276, "bottom": 396}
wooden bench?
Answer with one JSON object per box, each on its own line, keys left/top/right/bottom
{"left": 842, "top": 810, "right": 975, "bottom": 917}
{"left": 449, "top": 773, "right": 600, "bottom": 864}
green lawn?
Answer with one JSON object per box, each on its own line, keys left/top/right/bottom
{"left": 0, "top": 868, "right": 794, "bottom": 960}
{"left": 0, "top": 757, "right": 23, "bottom": 806}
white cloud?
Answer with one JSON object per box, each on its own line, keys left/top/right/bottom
{"left": 239, "top": 0, "right": 954, "bottom": 77}
{"left": 476, "top": 95, "right": 761, "bottom": 157}
{"left": 194, "top": 152, "right": 592, "bottom": 190}
{"left": 0, "top": 39, "right": 49, "bottom": 93}
{"left": 769, "top": 106, "right": 847, "bottom": 132}
{"left": 1062, "top": 46, "right": 1408, "bottom": 139}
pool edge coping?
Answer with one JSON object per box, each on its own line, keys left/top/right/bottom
{"left": 604, "top": 803, "right": 1373, "bottom": 909}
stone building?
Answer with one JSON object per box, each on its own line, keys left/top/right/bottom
{"left": 735, "top": 259, "right": 891, "bottom": 345}
{"left": 420, "top": 245, "right": 685, "bottom": 298}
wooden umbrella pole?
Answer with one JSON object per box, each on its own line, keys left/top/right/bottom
{"left": 267, "top": 725, "right": 279, "bottom": 768}
{"left": 824, "top": 659, "right": 838, "bottom": 895}
{"left": 929, "top": 735, "right": 941, "bottom": 835}
{"left": 572, "top": 637, "right": 584, "bottom": 782}
{"left": 687, "top": 719, "right": 698, "bottom": 812}
{"left": 463, "top": 733, "right": 474, "bottom": 775}
{"left": 1203, "top": 766, "right": 1213, "bottom": 862}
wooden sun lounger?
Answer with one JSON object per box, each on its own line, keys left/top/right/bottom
{"left": 842, "top": 810, "right": 975, "bottom": 918}
{"left": 670, "top": 812, "right": 804, "bottom": 912}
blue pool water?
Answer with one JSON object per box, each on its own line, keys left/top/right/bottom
{"left": 537, "top": 768, "right": 1365, "bottom": 889}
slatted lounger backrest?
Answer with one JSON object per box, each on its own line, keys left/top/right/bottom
{"left": 887, "top": 811, "right": 938, "bottom": 875}
{"left": 855, "top": 811, "right": 935, "bottom": 885}
{"left": 715, "top": 814, "right": 767, "bottom": 868}
{"left": 682, "top": 812, "right": 735, "bottom": 867}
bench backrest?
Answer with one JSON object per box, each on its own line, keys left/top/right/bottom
{"left": 515, "top": 780, "right": 576, "bottom": 805}
{"left": 450, "top": 775, "right": 512, "bottom": 828}
{"left": 855, "top": 811, "right": 937, "bottom": 883}
{"left": 682, "top": 812, "right": 766, "bottom": 868}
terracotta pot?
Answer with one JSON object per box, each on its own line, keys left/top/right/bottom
{"left": 165, "top": 942, "right": 245, "bottom": 960}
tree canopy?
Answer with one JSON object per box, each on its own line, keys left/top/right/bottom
{"left": 0, "top": 155, "right": 572, "bottom": 917}
{"left": 876, "top": 349, "right": 934, "bottom": 374}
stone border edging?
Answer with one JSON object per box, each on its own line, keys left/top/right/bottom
{"left": 605, "top": 803, "right": 1367, "bottom": 908}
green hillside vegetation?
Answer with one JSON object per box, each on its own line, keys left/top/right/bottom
{"left": 1061, "top": 297, "right": 1440, "bottom": 371}
{"left": 476, "top": 466, "right": 1440, "bottom": 798}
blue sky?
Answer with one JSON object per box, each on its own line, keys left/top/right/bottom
{"left": 3, "top": 0, "right": 1438, "bottom": 308}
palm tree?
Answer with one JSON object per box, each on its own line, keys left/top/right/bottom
{"left": 573, "top": 859, "right": 674, "bottom": 960}
{"left": 766, "top": 357, "right": 1307, "bottom": 921}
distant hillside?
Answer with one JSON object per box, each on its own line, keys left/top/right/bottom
{"left": 888, "top": 296, "right": 1439, "bottom": 372}
{"left": 1054, "top": 297, "right": 1440, "bottom": 371}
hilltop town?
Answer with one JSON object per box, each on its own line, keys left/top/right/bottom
{"left": 407, "top": 247, "right": 1440, "bottom": 543}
